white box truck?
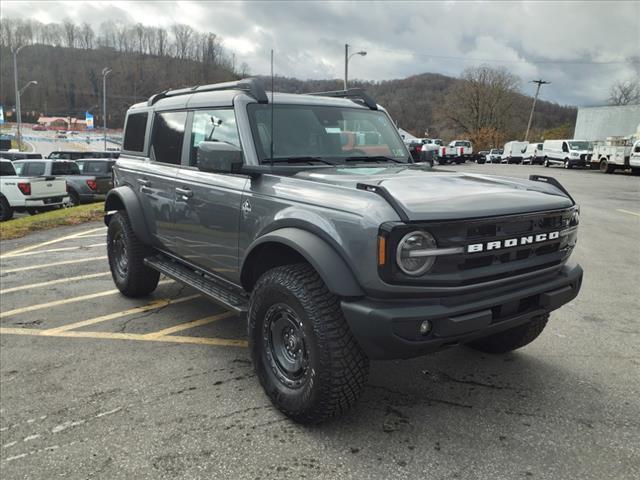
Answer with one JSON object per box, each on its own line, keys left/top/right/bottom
{"left": 591, "top": 136, "right": 640, "bottom": 173}
{"left": 542, "top": 139, "right": 593, "bottom": 169}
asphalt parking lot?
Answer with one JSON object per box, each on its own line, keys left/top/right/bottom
{"left": 1, "top": 163, "right": 639, "bottom": 479}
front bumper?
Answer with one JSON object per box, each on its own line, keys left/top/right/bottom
{"left": 341, "top": 262, "right": 583, "bottom": 359}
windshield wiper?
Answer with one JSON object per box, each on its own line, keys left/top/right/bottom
{"left": 343, "top": 156, "right": 404, "bottom": 164}
{"left": 265, "top": 156, "right": 336, "bottom": 165}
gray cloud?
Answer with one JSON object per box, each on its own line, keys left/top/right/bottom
{"left": 2, "top": 0, "right": 638, "bottom": 106}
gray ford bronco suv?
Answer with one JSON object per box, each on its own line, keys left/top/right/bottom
{"left": 105, "top": 79, "right": 583, "bottom": 423}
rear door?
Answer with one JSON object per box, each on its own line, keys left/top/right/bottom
{"left": 173, "top": 108, "right": 247, "bottom": 282}
{"left": 136, "top": 110, "right": 189, "bottom": 249}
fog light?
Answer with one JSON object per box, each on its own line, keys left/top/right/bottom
{"left": 419, "top": 320, "right": 432, "bottom": 336}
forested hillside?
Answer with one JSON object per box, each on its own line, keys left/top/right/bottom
{"left": 0, "top": 17, "right": 576, "bottom": 143}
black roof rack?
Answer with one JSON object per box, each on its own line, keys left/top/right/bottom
{"left": 147, "top": 78, "right": 268, "bottom": 106}
{"left": 307, "top": 88, "right": 378, "bottom": 110}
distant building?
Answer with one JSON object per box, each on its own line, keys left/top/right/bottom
{"left": 36, "top": 116, "right": 87, "bottom": 130}
{"left": 573, "top": 105, "right": 640, "bottom": 141}
{"left": 398, "top": 127, "right": 417, "bottom": 140}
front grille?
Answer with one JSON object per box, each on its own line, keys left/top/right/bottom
{"left": 386, "top": 209, "right": 576, "bottom": 287}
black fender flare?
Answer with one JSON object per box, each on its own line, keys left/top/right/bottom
{"left": 241, "top": 227, "right": 364, "bottom": 297}
{"left": 104, "top": 186, "right": 152, "bottom": 245}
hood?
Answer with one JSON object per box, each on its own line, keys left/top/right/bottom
{"left": 295, "top": 166, "right": 573, "bottom": 221}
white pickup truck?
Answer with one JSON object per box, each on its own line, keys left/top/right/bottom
{"left": 591, "top": 137, "right": 640, "bottom": 174}
{"left": 0, "top": 159, "right": 69, "bottom": 221}
{"left": 438, "top": 140, "right": 473, "bottom": 164}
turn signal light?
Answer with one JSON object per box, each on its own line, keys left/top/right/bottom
{"left": 377, "top": 235, "right": 387, "bottom": 266}
{"left": 17, "top": 182, "right": 31, "bottom": 196}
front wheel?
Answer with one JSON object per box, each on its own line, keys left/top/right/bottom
{"left": 107, "top": 211, "right": 160, "bottom": 297}
{"left": 249, "top": 263, "right": 369, "bottom": 424}
{"left": 600, "top": 159, "right": 614, "bottom": 174}
{"left": 466, "top": 314, "right": 549, "bottom": 354}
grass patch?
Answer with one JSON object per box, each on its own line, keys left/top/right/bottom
{"left": 0, "top": 203, "right": 104, "bottom": 241}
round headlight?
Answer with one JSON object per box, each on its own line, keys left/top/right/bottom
{"left": 396, "top": 231, "right": 437, "bottom": 276}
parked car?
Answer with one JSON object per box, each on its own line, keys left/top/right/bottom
{"left": 75, "top": 158, "right": 116, "bottom": 177}
{"left": 486, "top": 148, "right": 503, "bottom": 163}
{"left": 524, "top": 143, "right": 544, "bottom": 165}
{"left": 475, "top": 150, "right": 489, "bottom": 164}
{"left": 0, "top": 159, "right": 69, "bottom": 220}
{"left": 48, "top": 150, "right": 120, "bottom": 160}
{"left": 13, "top": 159, "right": 113, "bottom": 205}
{"left": 32, "top": 124, "right": 47, "bottom": 131}
{"left": 502, "top": 141, "right": 529, "bottom": 164}
{"left": 0, "top": 151, "right": 44, "bottom": 161}
{"left": 630, "top": 140, "right": 640, "bottom": 173}
{"left": 56, "top": 132, "right": 67, "bottom": 139}
{"left": 438, "top": 140, "right": 473, "bottom": 164}
{"left": 104, "top": 79, "right": 582, "bottom": 423}
{"left": 404, "top": 138, "right": 425, "bottom": 161}
{"left": 542, "top": 139, "right": 592, "bottom": 169}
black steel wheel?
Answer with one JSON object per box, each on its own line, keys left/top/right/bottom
{"left": 249, "top": 263, "right": 369, "bottom": 424}
{"left": 0, "top": 196, "right": 13, "bottom": 221}
{"left": 107, "top": 211, "right": 159, "bottom": 297}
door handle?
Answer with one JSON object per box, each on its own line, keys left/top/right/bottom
{"left": 137, "top": 178, "right": 151, "bottom": 187}
{"left": 175, "top": 187, "right": 193, "bottom": 199}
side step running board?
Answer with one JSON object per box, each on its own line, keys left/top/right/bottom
{"left": 144, "top": 255, "right": 249, "bottom": 316}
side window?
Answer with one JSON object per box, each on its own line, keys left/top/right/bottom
{"left": 150, "top": 111, "right": 187, "bottom": 165}
{"left": 189, "top": 109, "right": 240, "bottom": 166}
{"left": 13, "top": 163, "right": 24, "bottom": 175}
{"left": 123, "top": 112, "right": 149, "bottom": 153}
{"left": 562, "top": 142, "right": 569, "bottom": 153}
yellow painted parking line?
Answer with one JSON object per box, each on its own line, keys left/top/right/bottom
{"left": 1, "top": 256, "right": 108, "bottom": 274}
{"left": 0, "top": 227, "right": 106, "bottom": 259}
{"left": 40, "top": 293, "right": 198, "bottom": 334}
{"left": 4, "top": 243, "right": 105, "bottom": 258}
{"left": 0, "top": 272, "right": 111, "bottom": 294}
{"left": 616, "top": 208, "right": 640, "bottom": 218}
{"left": 145, "top": 311, "right": 234, "bottom": 338}
{"left": 0, "top": 327, "right": 248, "bottom": 348}
{"left": 0, "top": 279, "right": 173, "bottom": 319}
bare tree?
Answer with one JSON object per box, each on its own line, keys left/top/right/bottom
{"left": 436, "top": 65, "right": 520, "bottom": 135}
{"left": 62, "top": 19, "right": 76, "bottom": 48}
{"left": 98, "top": 21, "right": 116, "bottom": 48}
{"left": 608, "top": 79, "right": 640, "bottom": 105}
{"left": 172, "top": 23, "right": 194, "bottom": 59}
{"left": 79, "top": 23, "right": 94, "bottom": 49}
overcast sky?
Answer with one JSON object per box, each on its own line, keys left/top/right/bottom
{"left": 2, "top": 1, "right": 639, "bottom": 106}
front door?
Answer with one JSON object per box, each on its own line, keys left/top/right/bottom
{"left": 173, "top": 108, "right": 247, "bottom": 284}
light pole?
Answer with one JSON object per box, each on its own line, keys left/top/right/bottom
{"left": 344, "top": 44, "right": 367, "bottom": 90}
{"left": 102, "top": 67, "right": 112, "bottom": 150}
{"left": 524, "top": 79, "right": 550, "bottom": 142}
{"left": 12, "top": 45, "right": 27, "bottom": 150}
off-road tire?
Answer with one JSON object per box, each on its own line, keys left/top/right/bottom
{"left": 69, "top": 190, "right": 80, "bottom": 206}
{"left": 466, "top": 314, "right": 549, "bottom": 354}
{"left": 248, "top": 263, "right": 369, "bottom": 424}
{"left": 107, "top": 211, "right": 159, "bottom": 297}
{"left": 0, "top": 196, "right": 13, "bottom": 221}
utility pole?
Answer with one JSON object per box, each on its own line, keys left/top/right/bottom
{"left": 102, "top": 67, "right": 112, "bottom": 151}
{"left": 12, "top": 45, "right": 25, "bottom": 150}
{"left": 524, "top": 79, "right": 550, "bottom": 142}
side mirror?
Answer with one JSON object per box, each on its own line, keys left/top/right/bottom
{"left": 197, "top": 141, "right": 243, "bottom": 174}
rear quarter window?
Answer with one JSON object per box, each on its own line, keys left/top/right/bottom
{"left": 123, "top": 112, "right": 149, "bottom": 153}
{"left": 0, "top": 162, "right": 16, "bottom": 176}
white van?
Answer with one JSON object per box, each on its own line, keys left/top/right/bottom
{"left": 502, "top": 141, "right": 529, "bottom": 164}
{"left": 542, "top": 139, "right": 593, "bottom": 169}
{"left": 523, "top": 143, "right": 544, "bottom": 165}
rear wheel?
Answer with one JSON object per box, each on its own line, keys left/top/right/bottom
{"left": 0, "top": 196, "right": 13, "bottom": 221}
{"left": 107, "top": 211, "right": 160, "bottom": 297}
{"left": 466, "top": 314, "right": 549, "bottom": 354}
{"left": 68, "top": 190, "right": 80, "bottom": 207}
{"left": 544, "top": 157, "right": 550, "bottom": 167}
{"left": 563, "top": 159, "right": 572, "bottom": 169}
{"left": 249, "top": 263, "right": 369, "bottom": 424}
{"left": 599, "top": 159, "right": 614, "bottom": 174}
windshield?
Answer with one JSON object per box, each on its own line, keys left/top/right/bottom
{"left": 247, "top": 104, "right": 409, "bottom": 165}
{"left": 568, "top": 141, "right": 592, "bottom": 150}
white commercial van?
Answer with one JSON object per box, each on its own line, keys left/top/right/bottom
{"left": 523, "top": 143, "right": 544, "bottom": 165}
{"left": 502, "top": 141, "right": 528, "bottom": 164}
{"left": 542, "top": 139, "right": 593, "bottom": 169}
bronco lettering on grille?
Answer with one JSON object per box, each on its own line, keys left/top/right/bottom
{"left": 467, "top": 231, "right": 560, "bottom": 253}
